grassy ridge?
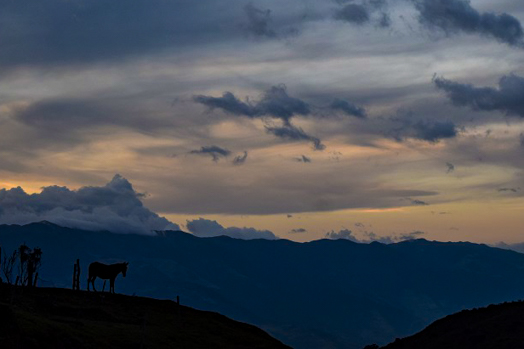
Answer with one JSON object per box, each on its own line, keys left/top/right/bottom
{"left": 380, "top": 300, "right": 524, "bottom": 349}
{"left": 0, "top": 284, "right": 291, "bottom": 349}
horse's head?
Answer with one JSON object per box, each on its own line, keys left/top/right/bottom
{"left": 122, "top": 262, "right": 129, "bottom": 277}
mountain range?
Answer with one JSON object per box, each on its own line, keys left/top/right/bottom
{"left": 2, "top": 222, "right": 524, "bottom": 349}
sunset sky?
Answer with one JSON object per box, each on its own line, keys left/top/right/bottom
{"left": 1, "top": 0, "right": 524, "bottom": 243}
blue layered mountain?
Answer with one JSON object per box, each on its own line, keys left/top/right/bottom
{"left": 1, "top": 222, "right": 524, "bottom": 349}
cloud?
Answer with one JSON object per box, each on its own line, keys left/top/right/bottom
{"left": 0, "top": 0, "right": 243, "bottom": 68}
{"left": 0, "top": 174, "right": 179, "bottom": 235}
{"left": 446, "top": 162, "right": 455, "bottom": 173}
{"left": 325, "top": 228, "right": 425, "bottom": 243}
{"left": 12, "top": 97, "right": 164, "bottom": 131}
{"left": 408, "top": 198, "right": 430, "bottom": 205}
{"left": 232, "top": 151, "right": 248, "bottom": 165}
{"left": 194, "top": 85, "right": 310, "bottom": 126}
{"left": 186, "top": 218, "right": 277, "bottom": 240}
{"left": 296, "top": 155, "right": 312, "bottom": 163}
{"left": 193, "top": 92, "right": 257, "bottom": 117}
{"left": 244, "top": 3, "right": 277, "bottom": 39}
{"left": 378, "top": 12, "right": 392, "bottom": 28}
{"left": 412, "top": 120, "right": 457, "bottom": 142}
{"left": 520, "top": 133, "right": 524, "bottom": 147}
{"left": 398, "top": 230, "right": 425, "bottom": 241}
{"left": 325, "top": 229, "right": 359, "bottom": 241}
{"left": 334, "top": 4, "right": 370, "bottom": 25}
{"left": 412, "top": 0, "right": 524, "bottom": 46}
{"left": 289, "top": 228, "right": 307, "bottom": 233}
{"left": 498, "top": 188, "right": 519, "bottom": 193}
{"left": 265, "top": 125, "right": 325, "bottom": 150}
{"left": 383, "top": 110, "right": 459, "bottom": 143}
{"left": 330, "top": 98, "right": 367, "bottom": 118}
{"left": 190, "top": 146, "right": 232, "bottom": 162}
{"left": 434, "top": 74, "right": 524, "bottom": 118}
{"left": 333, "top": 0, "right": 391, "bottom": 27}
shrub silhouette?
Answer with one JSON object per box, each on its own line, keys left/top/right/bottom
{"left": 1, "top": 244, "right": 42, "bottom": 286}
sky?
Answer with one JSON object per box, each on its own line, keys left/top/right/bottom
{"left": 0, "top": 0, "right": 524, "bottom": 243}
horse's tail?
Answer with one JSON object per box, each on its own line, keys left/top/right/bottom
{"left": 87, "top": 262, "right": 95, "bottom": 279}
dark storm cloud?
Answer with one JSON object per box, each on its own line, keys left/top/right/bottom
{"left": 412, "top": 120, "right": 457, "bottom": 142}
{"left": 412, "top": 0, "right": 524, "bottom": 46}
{"left": 193, "top": 92, "right": 257, "bottom": 117}
{"left": 0, "top": 0, "right": 236, "bottom": 68}
{"left": 189, "top": 146, "right": 232, "bottom": 162}
{"left": 434, "top": 74, "right": 524, "bottom": 118}
{"left": 333, "top": 0, "right": 391, "bottom": 27}
{"left": 232, "top": 151, "right": 248, "bottom": 165}
{"left": 386, "top": 112, "right": 458, "bottom": 143}
{"left": 194, "top": 85, "right": 311, "bottom": 126}
{"left": 446, "top": 162, "right": 455, "bottom": 173}
{"left": 0, "top": 174, "right": 179, "bottom": 234}
{"left": 330, "top": 98, "right": 367, "bottom": 118}
{"left": 265, "top": 125, "right": 325, "bottom": 150}
{"left": 334, "top": 4, "right": 370, "bottom": 25}
{"left": 296, "top": 155, "right": 312, "bottom": 163}
{"left": 244, "top": 3, "right": 277, "bottom": 38}
{"left": 186, "top": 218, "right": 277, "bottom": 240}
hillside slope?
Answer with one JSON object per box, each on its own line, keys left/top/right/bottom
{"left": 380, "top": 300, "right": 524, "bottom": 349}
{"left": 3, "top": 222, "right": 524, "bottom": 348}
{"left": 0, "top": 284, "right": 290, "bottom": 349}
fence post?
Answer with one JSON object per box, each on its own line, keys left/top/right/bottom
{"left": 76, "top": 259, "right": 80, "bottom": 290}
{"left": 72, "top": 259, "right": 81, "bottom": 290}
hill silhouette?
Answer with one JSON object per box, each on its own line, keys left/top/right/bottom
{"left": 380, "top": 300, "right": 524, "bottom": 349}
{"left": 0, "top": 284, "right": 290, "bottom": 348}
{"left": 2, "top": 222, "right": 524, "bottom": 348}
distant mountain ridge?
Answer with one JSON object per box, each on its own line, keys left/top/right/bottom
{"left": 2, "top": 222, "right": 524, "bottom": 349}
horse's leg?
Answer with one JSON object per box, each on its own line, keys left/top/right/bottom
{"left": 87, "top": 276, "right": 90, "bottom": 291}
{"left": 92, "top": 276, "right": 97, "bottom": 292}
{"left": 102, "top": 280, "right": 106, "bottom": 292}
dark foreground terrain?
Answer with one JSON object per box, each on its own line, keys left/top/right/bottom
{"left": 0, "top": 284, "right": 290, "bottom": 349}
{"left": 380, "top": 300, "right": 524, "bottom": 349}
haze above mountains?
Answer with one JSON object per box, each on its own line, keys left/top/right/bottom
{"left": 2, "top": 222, "right": 524, "bottom": 349}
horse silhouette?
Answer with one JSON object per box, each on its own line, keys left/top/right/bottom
{"left": 87, "top": 262, "right": 128, "bottom": 294}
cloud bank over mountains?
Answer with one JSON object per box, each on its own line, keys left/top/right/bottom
{"left": 0, "top": 175, "right": 179, "bottom": 235}
{"left": 326, "top": 228, "right": 425, "bottom": 244}
{"left": 0, "top": 175, "right": 280, "bottom": 240}
{"left": 186, "top": 218, "right": 278, "bottom": 240}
